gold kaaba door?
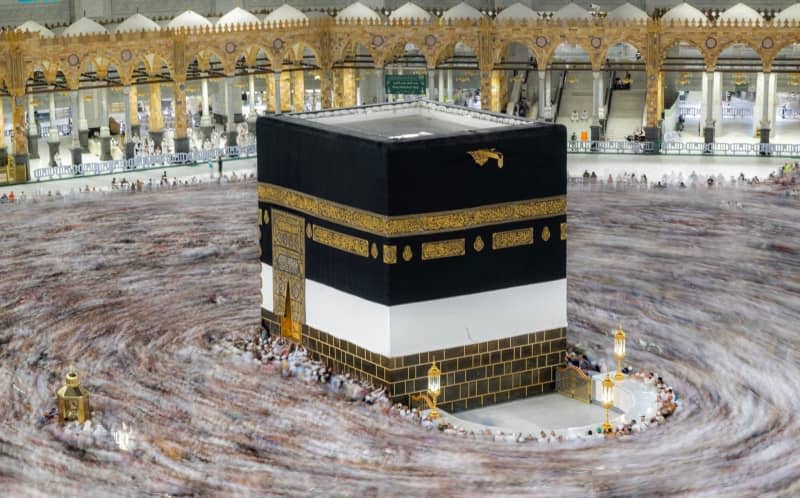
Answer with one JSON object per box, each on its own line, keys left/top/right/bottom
{"left": 271, "top": 209, "right": 305, "bottom": 323}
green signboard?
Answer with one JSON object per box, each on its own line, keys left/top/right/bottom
{"left": 385, "top": 74, "right": 426, "bottom": 95}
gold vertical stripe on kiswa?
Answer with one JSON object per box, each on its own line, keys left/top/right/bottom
{"left": 258, "top": 183, "right": 566, "bottom": 237}
{"left": 271, "top": 209, "right": 306, "bottom": 323}
{"left": 311, "top": 225, "right": 370, "bottom": 258}
{"left": 421, "top": 238, "right": 466, "bottom": 260}
{"left": 492, "top": 227, "right": 534, "bottom": 250}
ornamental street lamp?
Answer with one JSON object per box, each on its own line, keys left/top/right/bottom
{"left": 412, "top": 358, "right": 441, "bottom": 420}
{"left": 614, "top": 324, "right": 626, "bottom": 382}
{"left": 601, "top": 373, "right": 615, "bottom": 433}
{"left": 56, "top": 371, "right": 90, "bottom": 424}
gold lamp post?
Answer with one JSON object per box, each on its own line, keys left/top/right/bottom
{"left": 601, "top": 373, "right": 615, "bottom": 433}
{"left": 56, "top": 371, "right": 91, "bottom": 424}
{"left": 614, "top": 324, "right": 626, "bottom": 381}
{"left": 412, "top": 358, "right": 441, "bottom": 420}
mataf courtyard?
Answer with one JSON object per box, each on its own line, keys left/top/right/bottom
{"left": 0, "top": 167, "right": 798, "bottom": 497}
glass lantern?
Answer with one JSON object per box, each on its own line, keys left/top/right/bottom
{"left": 601, "top": 373, "right": 615, "bottom": 432}
{"left": 614, "top": 325, "right": 626, "bottom": 381}
{"left": 427, "top": 359, "right": 441, "bottom": 398}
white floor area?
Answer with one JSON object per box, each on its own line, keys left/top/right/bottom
{"left": 452, "top": 394, "right": 616, "bottom": 433}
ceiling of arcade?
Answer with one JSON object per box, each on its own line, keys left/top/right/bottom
{"left": 1, "top": 16, "right": 799, "bottom": 97}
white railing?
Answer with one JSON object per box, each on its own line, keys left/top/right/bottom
{"left": 721, "top": 105, "right": 753, "bottom": 119}
{"left": 568, "top": 140, "right": 800, "bottom": 157}
{"left": 33, "top": 144, "right": 257, "bottom": 181}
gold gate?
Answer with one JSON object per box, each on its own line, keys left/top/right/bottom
{"left": 556, "top": 365, "right": 593, "bottom": 404}
{"left": 271, "top": 209, "right": 306, "bottom": 324}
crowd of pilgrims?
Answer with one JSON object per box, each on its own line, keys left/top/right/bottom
{"left": 0, "top": 164, "right": 254, "bottom": 203}
{"left": 575, "top": 161, "right": 800, "bottom": 193}
{"left": 233, "top": 329, "right": 678, "bottom": 444}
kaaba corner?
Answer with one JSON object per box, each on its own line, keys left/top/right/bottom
{"left": 257, "top": 100, "right": 567, "bottom": 413}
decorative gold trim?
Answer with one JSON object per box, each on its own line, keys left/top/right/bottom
{"left": 421, "top": 238, "right": 466, "bottom": 260}
{"left": 383, "top": 245, "right": 397, "bottom": 264}
{"left": 312, "top": 225, "right": 370, "bottom": 258}
{"left": 467, "top": 148, "right": 504, "bottom": 168}
{"left": 473, "top": 235, "right": 485, "bottom": 252}
{"left": 370, "top": 242, "right": 378, "bottom": 259}
{"left": 258, "top": 183, "right": 566, "bottom": 238}
{"left": 492, "top": 227, "right": 534, "bottom": 250}
{"left": 542, "top": 226, "right": 551, "bottom": 242}
{"left": 402, "top": 245, "right": 413, "bottom": 262}
{"left": 306, "top": 223, "right": 313, "bottom": 238}
{"left": 258, "top": 208, "right": 263, "bottom": 226}
{"left": 263, "top": 209, "right": 270, "bottom": 225}
{"left": 560, "top": 222, "right": 567, "bottom": 241}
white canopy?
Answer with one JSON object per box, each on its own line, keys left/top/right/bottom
{"left": 116, "top": 13, "right": 160, "bottom": 32}
{"left": 661, "top": 2, "right": 707, "bottom": 24}
{"left": 496, "top": 3, "right": 538, "bottom": 20}
{"left": 17, "top": 20, "right": 54, "bottom": 37}
{"left": 718, "top": 3, "right": 763, "bottom": 22}
{"left": 774, "top": 3, "right": 800, "bottom": 21}
{"left": 336, "top": 2, "right": 381, "bottom": 21}
{"left": 217, "top": 6, "right": 261, "bottom": 26}
{"left": 606, "top": 3, "right": 649, "bottom": 21}
{"left": 265, "top": 4, "right": 308, "bottom": 23}
{"left": 441, "top": 2, "right": 484, "bottom": 21}
{"left": 168, "top": 10, "right": 213, "bottom": 29}
{"left": 389, "top": 2, "right": 432, "bottom": 21}
{"left": 553, "top": 3, "right": 592, "bottom": 20}
{"left": 62, "top": 17, "right": 107, "bottom": 36}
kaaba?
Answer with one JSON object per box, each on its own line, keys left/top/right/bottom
{"left": 258, "top": 100, "right": 567, "bottom": 413}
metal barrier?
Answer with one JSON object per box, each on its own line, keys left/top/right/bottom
{"left": 568, "top": 140, "right": 800, "bottom": 157}
{"left": 32, "top": 144, "right": 257, "bottom": 181}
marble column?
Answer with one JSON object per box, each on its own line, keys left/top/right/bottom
{"left": 591, "top": 71, "right": 602, "bottom": 142}
{"left": 47, "top": 92, "right": 59, "bottom": 167}
{"left": 70, "top": 90, "right": 82, "bottom": 165}
{"left": 438, "top": 69, "right": 445, "bottom": 103}
{"left": 759, "top": 72, "right": 771, "bottom": 145}
{"left": 200, "top": 78, "right": 212, "bottom": 139}
{"left": 129, "top": 86, "right": 140, "bottom": 138}
{"left": 148, "top": 83, "right": 164, "bottom": 150}
{"left": 447, "top": 69, "right": 453, "bottom": 103}
{"left": 78, "top": 91, "right": 89, "bottom": 151}
{"left": 225, "top": 77, "right": 237, "bottom": 147}
{"left": 27, "top": 94, "right": 39, "bottom": 159}
{"left": 703, "top": 71, "right": 715, "bottom": 144}
{"left": 99, "top": 87, "right": 111, "bottom": 161}
{"left": 428, "top": 69, "right": 436, "bottom": 100}
{"left": 173, "top": 81, "right": 189, "bottom": 154}
{"left": 376, "top": 66, "right": 386, "bottom": 103}
{"left": 537, "top": 70, "right": 546, "bottom": 119}
{"left": 123, "top": 86, "right": 134, "bottom": 159}
{"left": 0, "top": 96, "right": 7, "bottom": 167}
{"left": 247, "top": 72, "right": 258, "bottom": 129}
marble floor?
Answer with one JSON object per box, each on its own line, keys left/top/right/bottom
{"left": 0, "top": 169, "right": 798, "bottom": 496}
{"left": 451, "top": 393, "right": 616, "bottom": 433}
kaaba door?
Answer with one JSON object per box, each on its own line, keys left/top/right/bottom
{"left": 271, "top": 209, "right": 306, "bottom": 323}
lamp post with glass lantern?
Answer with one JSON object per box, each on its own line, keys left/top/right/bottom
{"left": 412, "top": 358, "right": 442, "bottom": 420}
{"left": 614, "top": 324, "right": 626, "bottom": 381}
{"left": 601, "top": 373, "right": 615, "bottom": 433}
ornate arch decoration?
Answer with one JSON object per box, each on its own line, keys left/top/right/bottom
{"left": 659, "top": 37, "right": 711, "bottom": 69}
{"left": 492, "top": 37, "right": 540, "bottom": 69}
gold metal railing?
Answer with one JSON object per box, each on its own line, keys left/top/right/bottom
{"left": 556, "top": 364, "right": 593, "bottom": 404}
